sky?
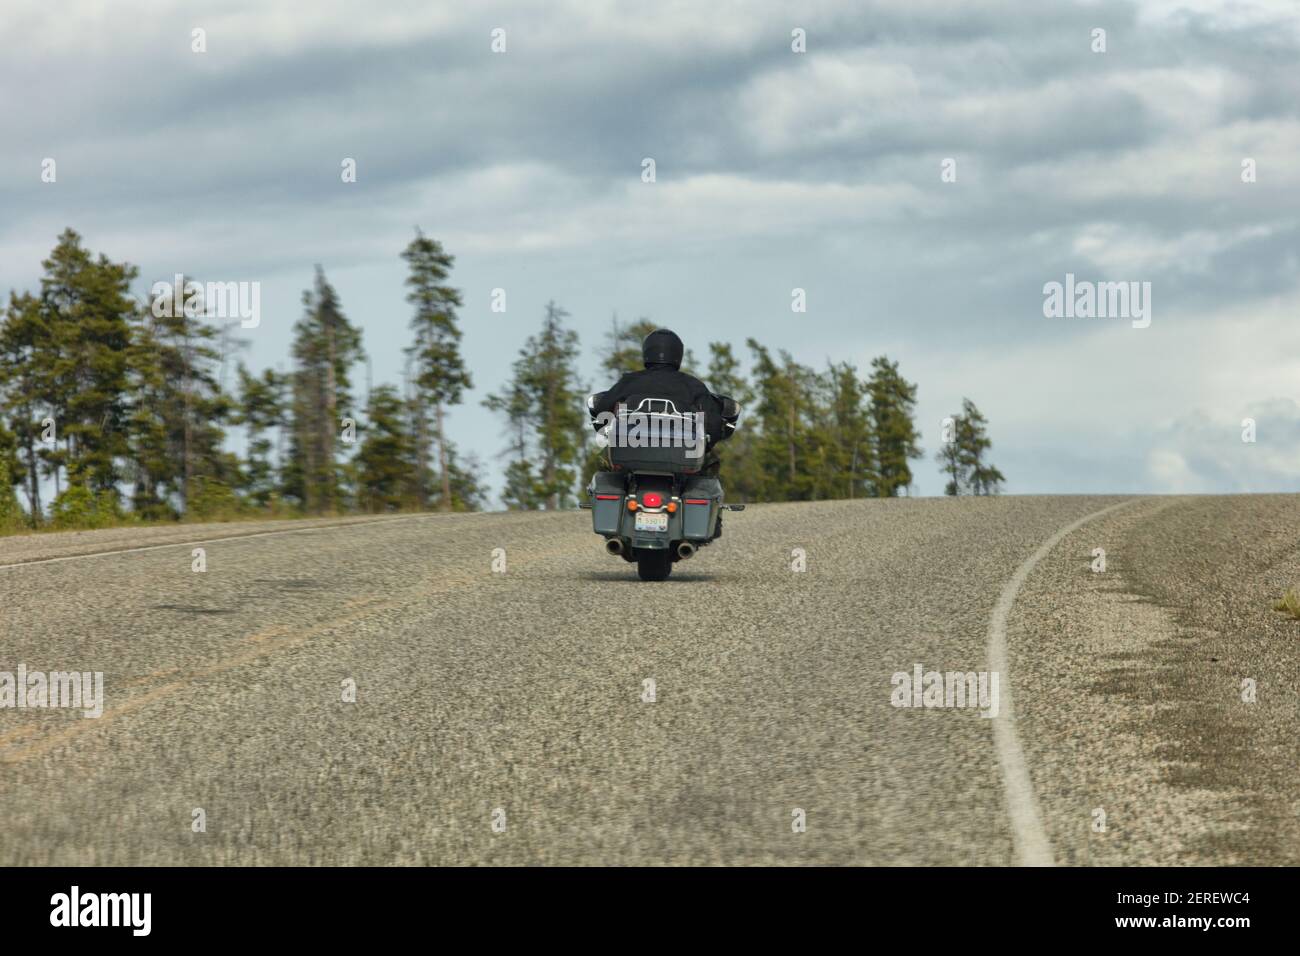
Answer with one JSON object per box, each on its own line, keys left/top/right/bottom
{"left": 2, "top": 0, "right": 1298, "bottom": 498}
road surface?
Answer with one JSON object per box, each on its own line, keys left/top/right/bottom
{"left": 1, "top": 495, "right": 1296, "bottom": 865}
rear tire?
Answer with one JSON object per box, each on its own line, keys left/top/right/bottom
{"left": 635, "top": 549, "right": 672, "bottom": 581}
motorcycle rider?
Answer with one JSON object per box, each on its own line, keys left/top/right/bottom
{"left": 590, "top": 330, "right": 739, "bottom": 540}
{"left": 590, "top": 329, "right": 738, "bottom": 477}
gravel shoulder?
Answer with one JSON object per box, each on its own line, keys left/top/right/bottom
{"left": 1014, "top": 495, "right": 1300, "bottom": 866}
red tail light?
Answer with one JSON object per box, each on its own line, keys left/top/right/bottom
{"left": 684, "top": 499, "right": 709, "bottom": 505}
{"left": 642, "top": 492, "right": 663, "bottom": 508}
{"left": 594, "top": 494, "right": 621, "bottom": 500}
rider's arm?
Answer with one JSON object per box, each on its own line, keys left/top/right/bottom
{"left": 689, "top": 382, "right": 726, "bottom": 445}
{"left": 591, "top": 375, "right": 630, "bottom": 418}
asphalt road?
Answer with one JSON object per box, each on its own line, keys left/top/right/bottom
{"left": 1, "top": 496, "right": 1296, "bottom": 865}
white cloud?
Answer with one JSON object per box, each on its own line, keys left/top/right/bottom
{"left": 1008, "top": 118, "right": 1300, "bottom": 203}
{"left": 738, "top": 53, "right": 922, "bottom": 154}
{"left": 903, "top": 286, "right": 1300, "bottom": 492}
{"left": 405, "top": 165, "right": 936, "bottom": 254}
{"left": 1069, "top": 222, "right": 1275, "bottom": 274}
{"left": 1134, "top": 0, "right": 1300, "bottom": 35}
{"left": 1146, "top": 447, "right": 1205, "bottom": 492}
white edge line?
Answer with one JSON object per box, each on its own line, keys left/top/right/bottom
{"left": 987, "top": 499, "right": 1135, "bottom": 867}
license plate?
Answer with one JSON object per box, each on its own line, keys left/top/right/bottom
{"left": 634, "top": 512, "right": 668, "bottom": 532}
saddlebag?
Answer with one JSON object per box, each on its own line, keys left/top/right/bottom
{"left": 680, "top": 475, "right": 722, "bottom": 540}
{"left": 590, "top": 471, "right": 625, "bottom": 535}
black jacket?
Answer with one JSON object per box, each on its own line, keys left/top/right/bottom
{"left": 593, "top": 363, "right": 729, "bottom": 445}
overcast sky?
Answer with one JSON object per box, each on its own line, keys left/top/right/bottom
{"left": 3, "top": 0, "right": 1298, "bottom": 498}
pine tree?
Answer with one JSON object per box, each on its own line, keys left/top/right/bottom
{"left": 357, "top": 384, "right": 416, "bottom": 512}
{"left": 128, "top": 275, "right": 234, "bottom": 519}
{"left": 938, "top": 418, "right": 965, "bottom": 497}
{"left": 402, "top": 230, "right": 471, "bottom": 512}
{"left": 865, "top": 356, "right": 922, "bottom": 497}
{"left": 288, "top": 267, "right": 365, "bottom": 514}
{"left": 966, "top": 403, "right": 1007, "bottom": 495}
{"left": 483, "top": 377, "right": 540, "bottom": 510}
{"left": 746, "top": 340, "right": 828, "bottom": 500}
{"left": 705, "top": 341, "right": 752, "bottom": 408}
{"left": 484, "top": 302, "right": 586, "bottom": 510}
{"left": 234, "top": 364, "right": 290, "bottom": 510}
{"left": 938, "top": 398, "right": 1005, "bottom": 496}
{"left": 0, "top": 292, "right": 52, "bottom": 523}
{"left": 824, "top": 361, "right": 872, "bottom": 499}
{"left": 527, "top": 302, "right": 585, "bottom": 509}
{"left": 0, "top": 420, "right": 22, "bottom": 531}
{"left": 36, "top": 229, "right": 138, "bottom": 500}
{"left": 439, "top": 441, "right": 488, "bottom": 512}
{"left": 705, "top": 341, "right": 759, "bottom": 501}
{"left": 745, "top": 340, "right": 793, "bottom": 500}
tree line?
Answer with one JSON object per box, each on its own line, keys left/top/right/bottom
{"left": 0, "top": 228, "right": 1004, "bottom": 531}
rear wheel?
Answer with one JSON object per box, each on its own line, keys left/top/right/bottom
{"left": 635, "top": 548, "right": 672, "bottom": 581}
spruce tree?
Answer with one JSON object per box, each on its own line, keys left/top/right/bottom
{"left": 234, "top": 364, "right": 290, "bottom": 510}
{"left": 704, "top": 341, "right": 759, "bottom": 502}
{"left": 129, "top": 275, "right": 233, "bottom": 518}
{"left": 289, "top": 267, "right": 365, "bottom": 514}
{"left": 865, "top": 356, "right": 922, "bottom": 497}
{"left": 0, "top": 420, "right": 22, "bottom": 531}
{"left": 37, "top": 229, "right": 137, "bottom": 499}
{"left": 938, "top": 398, "right": 1005, "bottom": 496}
{"left": 484, "top": 302, "right": 585, "bottom": 510}
{"left": 402, "top": 230, "right": 471, "bottom": 512}
{"left": 357, "top": 384, "right": 416, "bottom": 512}
{"left": 0, "top": 292, "right": 52, "bottom": 523}
{"left": 825, "top": 361, "right": 872, "bottom": 499}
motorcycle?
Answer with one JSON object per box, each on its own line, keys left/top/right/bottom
{"left": 582, "top": 395, "right": 743, "bottom": 581}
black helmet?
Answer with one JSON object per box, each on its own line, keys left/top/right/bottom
{"left": 642, "top": 329, "right": 684, "bottom": 370}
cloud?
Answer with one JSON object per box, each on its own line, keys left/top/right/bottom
{"left": 1, "top": 0, "right": 1298, "bottom": 497}
{"left": 1145, "top": 398, "right": 1300, "bottom": 492}
{"left": 900, "top": 284, "right": 1300, "bottom": 493}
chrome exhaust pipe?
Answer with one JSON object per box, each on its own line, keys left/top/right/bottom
{"left": 605, "top": 538, "right": 625, "bottom": 556}
{"left": 676, "top": 541, "right": 696, "bottom": 560}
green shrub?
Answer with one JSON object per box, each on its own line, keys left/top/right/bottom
{"left": 186, "top": 477, "right": 245, "bottom": 522}
{"left": 50, "top": 485, "right": 124, "bottom": 530}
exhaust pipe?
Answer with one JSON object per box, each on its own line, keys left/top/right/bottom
{"left": 676, "top": 541, "right": 696, "bottom": 560}
{"left": 605, "top": 538, "right": 624, "bottom": 556}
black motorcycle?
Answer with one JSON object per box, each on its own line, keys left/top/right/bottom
{"left": 583, "top": 395, "right": 742, "bottom": 581}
